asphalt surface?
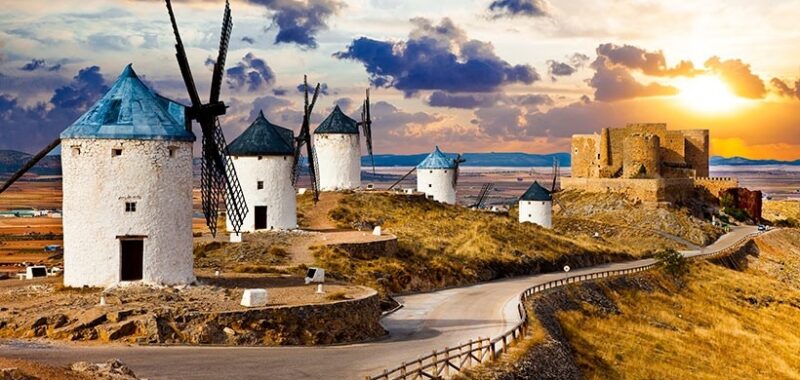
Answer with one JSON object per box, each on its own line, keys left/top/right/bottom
{"left": 0, "top": 226, "right": 758, "bottom": 379}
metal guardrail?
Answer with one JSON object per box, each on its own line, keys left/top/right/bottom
{"left": 366, "top": 231, "right": 762, "bottom": 380}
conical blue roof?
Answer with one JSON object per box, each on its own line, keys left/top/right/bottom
{"left": 417, "top": 146, "right": 456, "bottom": 169}
{"left": 60, "top": 64, "right": 194, "bottom": 142}
{"left": 314, "top": 105, "right": 359, "bottom": 134}
{"left": 226, "top": 111, "right": 294, "bottom": 156}
{"left": 520, "top": 181, "right": 552, "bottom": 201}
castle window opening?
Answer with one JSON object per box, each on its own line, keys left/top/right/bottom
{"left": 257, "top": 181, "right": 264, "bottom": 190}
{"left": 71, "top": 146, "right": 81, "bottom": 156}
{"left": 168, "top": 147, "right": 178, "bottom": 157}
{"left": 112, "top": 148, "right": 122, "bottom": 157}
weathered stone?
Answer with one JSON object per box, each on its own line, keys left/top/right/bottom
{"left": 106, "top": 310, "right": 134, "bottom": 323}
{"left": 72, "top": 309, "right": 107, "bottom": 330}
{"left": 70, "top": 359, "right": 138, "bottom": 380}
{"left": 0, "top": 367, "right": 37, "bottom": 380}
{"left": 99, "top": 321, "right": 138, "bottom": 341}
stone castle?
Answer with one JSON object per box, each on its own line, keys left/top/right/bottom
{"left": 571, "top": 123, "right": 709, "bottom": 179}
{"left": 562, "top": 123, "right": 741, "bottom": 205}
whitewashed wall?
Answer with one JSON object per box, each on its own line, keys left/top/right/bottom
{"left": 61, "top": 138, "right": 194, "bottom": 287}
{"left": 519, "top": 200, "right": 553, "bottom": 228}
{"left": 313, "top": 133, "right": 361, "bottom": 191}
{"left": 417, "top": 168, "right": 456, "bottom": 204}
{"left": 226, "top": 155, "right": 297, "bottom": 232}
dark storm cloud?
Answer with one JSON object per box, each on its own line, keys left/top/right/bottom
{"left": 248, "top": 0, "right": 344, "bottom": 49}
{"left": 771, "top": 77, "right": 800, "bottom": 100}
{"left": 334, "top": 18, "right": 539, "bottom": 95}
{"left": 296, "top": 82, "right": 330, "bottom": 96}
{"left": 547, "top": 60, "right": 576, "bottom": 77}
{"left": 704, "top": 57, "right": 767, "bottom": 99}
{"left": 19, "top": 59, "right": 62, "bottom": 72}
{"left": 596, "top": 43, "right": 701, "bottom": 77}
{"left": 588, "top": 56, "right": 678, "bottom": 101}
{"left": 224, "top": 53, "right": 276, "bottom": 92}
{"left": 488, "top": 0, "right": 549, "bottom": 18}
{"left": 333, "top": 97, "right": 354, "bottom": 113}
{"left": 426, "top": 91, "right": 552, "bottom": 109}
{"left": 0, "top": 66, "right": 109, "bottom": 152}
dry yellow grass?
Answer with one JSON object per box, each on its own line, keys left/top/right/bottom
{"left": 763, "top": 199, "right": 800, "bottom": 224}
{"left": 308, "top": 192, "right": 637, "bottom": 293}
{"left": 554, "top": 229, "right": 800, "bottom": 380}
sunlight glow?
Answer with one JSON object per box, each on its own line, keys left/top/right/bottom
{"left": 676, "top": 75, "right": 744, "bottom": 114}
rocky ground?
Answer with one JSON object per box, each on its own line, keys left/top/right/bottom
{"left": 0, "top": 357, "right": 141, "bottom": 380}
{"left": 0, "top": 274, "right": 377, "bottom": 346}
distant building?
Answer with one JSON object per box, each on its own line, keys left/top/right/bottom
{"left": 314, "top": 106, "right": 361, "bottom": 191}
{"left": 562, "top": 123, "right": 738, "bottom": 203}
{"left": 226, "top": 111, "right": 297, "bottom": 233}
{"left": 60, "top": 64, "right": 195, "bottom": 288}
{"left": 416, "top": 146, "right": 457, "bottom": 204}
{"left": 519, "top": 181, "right": 552, "bottom": 228}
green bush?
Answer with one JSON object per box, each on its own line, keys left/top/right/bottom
{"left": 655, "top": 248, "right": 689, "bottom": 279}
{"left": 775, "top": 218, "right": 799, "bottom": 228}
{"left": 724, "top": 207, "right": 750, "bottom": 222}
{"left": 720, "top": 193, "right": 735, "bottom": 209}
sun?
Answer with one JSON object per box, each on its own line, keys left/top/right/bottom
{"left": 676, "top": 75, "right": 743, "bottom": 113}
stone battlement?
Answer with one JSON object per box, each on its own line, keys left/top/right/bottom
{"left": 561, "top": 176, "right": 739, "bottom": 204}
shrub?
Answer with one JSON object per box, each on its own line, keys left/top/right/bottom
{"left": 724, "top": 207, "right": 750, "bottom": 222}
{"left": 655, "top": 248, "right": 689, "bottom": 280}
{"left": 720, "top": 193, "right": 735, "bottom": 209}
{"left": 325, "top": 291, "right": 350, "bottom": 301}
{"left": 775, "top": 218, "right": 799, "bottom": 228}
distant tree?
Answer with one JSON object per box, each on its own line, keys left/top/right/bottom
{"left": 656, "top": 248, "right": 689, "bottom": 280}
{"left": 720, "top": 193, "right": 735, "bottom": 209}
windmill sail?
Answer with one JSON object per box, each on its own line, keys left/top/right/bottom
{"left": 358, "top": 89, "right": 375, "bottom": 175}
{"left": 292, "top": 76, "right": 322, "bottom": 203}
{"left": 165, "top": 0, "right": 247, "bottom": 236}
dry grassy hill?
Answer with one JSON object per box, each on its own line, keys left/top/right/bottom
{"left": 465, "top": 228, "right": 800, "bottom": 380}
{"left": 302, "top": 192, "right": 660, "bottom": 294}
{"left": 555, "top": 190, "right": 722, "bottom": 246}
{"left": 764, "top": 199, "right": 800, "bottom": 227}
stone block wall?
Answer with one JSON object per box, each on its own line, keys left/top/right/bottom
{"left": 683, "top": 130, "right": 710, "bottom": 177}
{"left": 694, "top": 177, "right": 739, "bottom": 198}
{"left": 560, "top": 177, "right": 695, "bottom": 203}
{"left": 622, "top": 134, "right": 661, "bottom": 178}
{"left": 571, "top": 134, "right": 600, "bottom": 178}
{"left": 722, "top": 187, "right": 763, "bottom": 222}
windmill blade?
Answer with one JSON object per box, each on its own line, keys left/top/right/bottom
{"left": 359, "top": 89, "right": 375, "bottom": 175}
{"left": 0, "top": 138, "right": 61, "bottom": 195}
{"left": 165, "top": 0, "right": 202, "bottom": 109}
{"left": 387, "top": 167, "right": 416, "bottom": 191}
{"left": 209, "top": 0, "right": 232, "bottom": 104}
{"left": 452, "top": 154, "right": 464, "bottom": 188}
{"left": 302, "top": 78, "right": 322, "bottom": 202}
{"left": 199, "top": 116, "right": 248, "bottom": 235}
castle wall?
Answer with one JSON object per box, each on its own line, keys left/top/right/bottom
{"left": 61, "top": 138, "right": 194, "bottom": 288}
{"left": 683, "top": 130, "right": 710, "bottom": 177}
{"left": 660, "top": 131, "right": 687, "bottom": 165}
{"left": 561, "top": 177, "right": 694, "bottom": 203}
{"left": 314, "top": 133, "right": 361, "bottom": 191}
{"left": 570, "top": 134, "right": 600, "bottom": 178}
{"left": 694, "top": 177, "right": 739, "bottom": 197}
{"left": 227, "top": 155, "right": 297, "bottom": 232}
{"left": 623, "top": 134, "right": 661, "bottom": 178}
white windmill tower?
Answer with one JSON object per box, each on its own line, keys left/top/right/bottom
{"left": 312, "top": 92, "right": 375, "bottom": 192}
{"left": 518, "top": 181, "right": 553, "bottom": 228}
{"left": 416, "top": 146, "right": 465, "bottom": 205}
{"left": 59, "top": 64, "right": 197, "bottom": 287}
{"left": 225, "top": 111, "right": 297, "bottom": 234}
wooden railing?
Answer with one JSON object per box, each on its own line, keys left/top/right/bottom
{"left": 366, "top": 231, "right": 763, "bottom": 380}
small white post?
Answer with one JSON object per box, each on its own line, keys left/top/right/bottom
{"left": 316, "top": 284, "right": 325, "bottom": 294}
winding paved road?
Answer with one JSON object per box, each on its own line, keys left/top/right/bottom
{"left": 0, "top": 226, "right": 758, "bottom": 379}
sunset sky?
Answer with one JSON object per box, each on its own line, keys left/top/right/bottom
{"left": 1, "top": 0, "right": 799, "bottom": 159}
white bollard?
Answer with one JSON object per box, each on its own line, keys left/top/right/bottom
{"left": 214, "top": 270, "right": 221, "bottom": 277}
{"left": 373, "top": 226, "right": 382, "bottom": 236}
{"left": 316, "top": 284, "right": 325, "bottom": 294}
{"left": 99, "top": 295, "right": 106, "bottom": 306}
{"left": 240, "top": 289, "right": 268, "bottom": 307}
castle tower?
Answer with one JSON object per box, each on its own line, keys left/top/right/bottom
{"left": 623, "top": 134, "right": 661, "bottom": 178}
{"left": 518, "top": 181, "right": 552, "bottom": 228}
{"left": 313, "top": 105, "right": 361, "bottom": 191}
{"left": 416, "top": 146, "right": 457, "bottom": 204}
{"left": 60, "top": 64, "right": 195, "bottom": 287}
{"left": 226, "top": 111, "right": 297, "bottom": 233}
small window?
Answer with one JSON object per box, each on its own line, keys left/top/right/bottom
{"left": 258, "top": 156, "right": 263, "bottom": 160}
{"left": 597, "top": 154, "right": 600, "bottom": 160}
{"left": 429, "top": 170, "right": 433, "bottom": 173}
{"left": 168, "top": 147, "right": 178, "bottom": 157}
{"left": 125, "top": 202, "right": 137, "bottom": 212}
{"left": 71, "top": 146, "right": 81, "bottom": 156}
{"left": 112, "top": 149, "right": 122, "bottom": 157}
{"left": 528, "top": 214, "right": 532, "bottom": 217}
{"left": 444, "top": 170, "right": 448, "bottom": 173}
{"left": 428, "top": 184, "right": 432, "bottom": 188}
{"left": 283, "top": 156, "right": 287, "bottom": 160}
{"left": 257, "top": 181, "right": 264, "bottom": 190}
